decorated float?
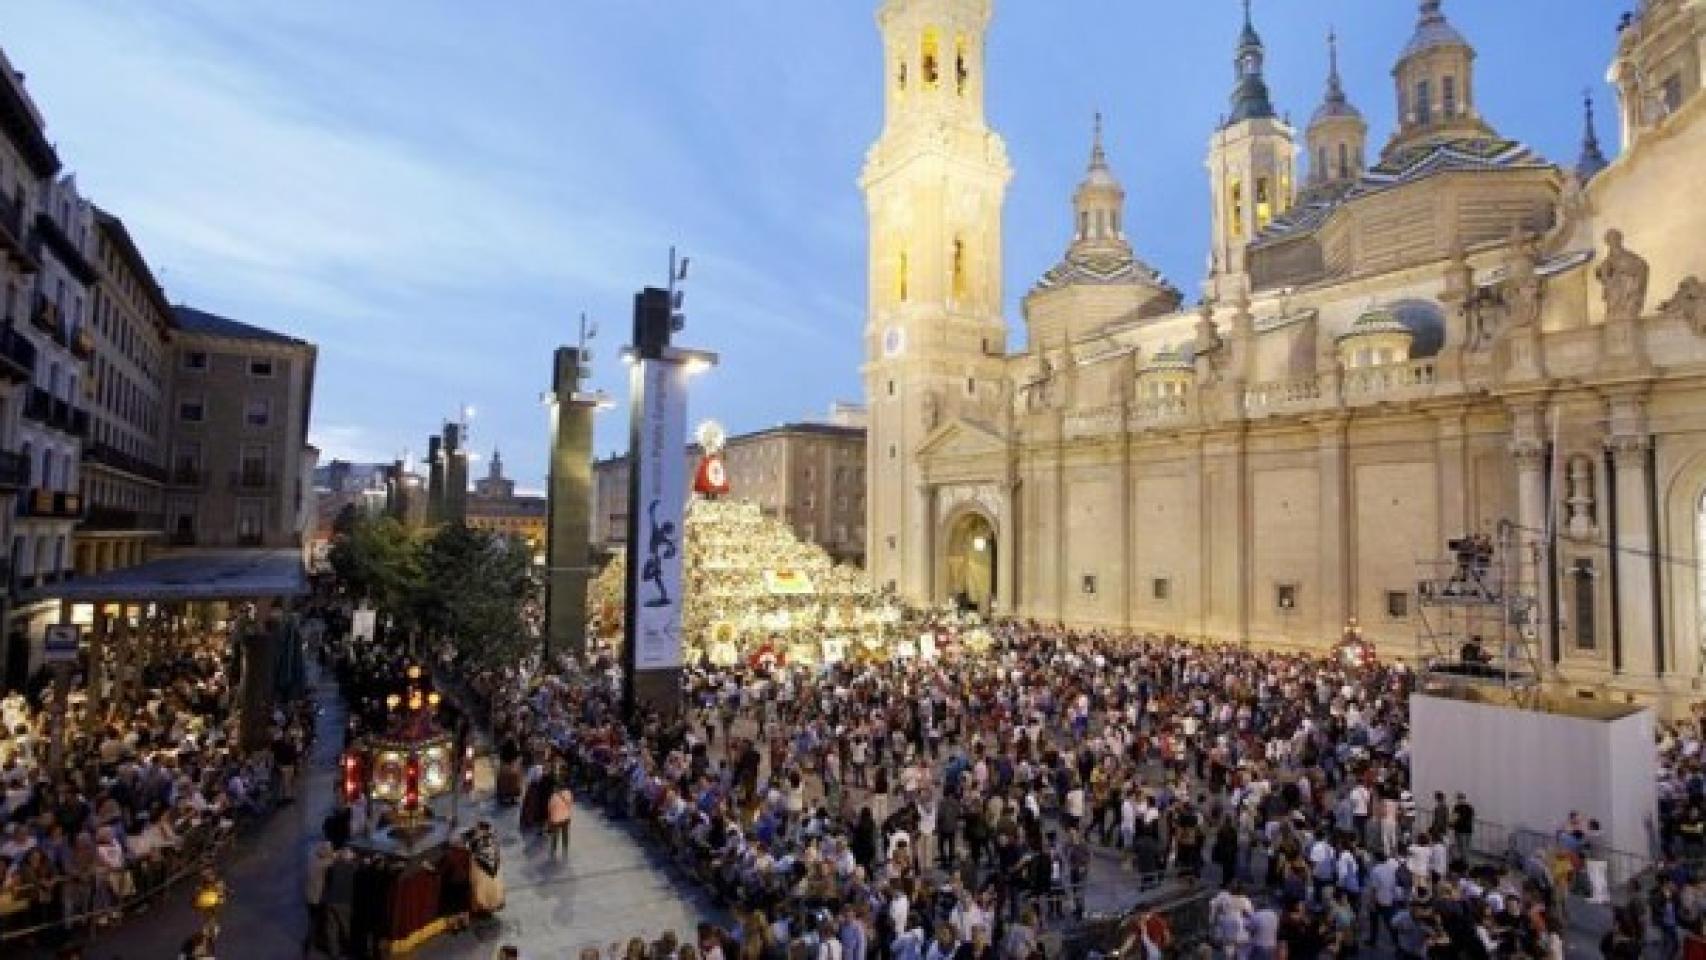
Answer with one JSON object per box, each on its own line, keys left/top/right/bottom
{"left": 591, "top": 423, "right": 906, "bottom": 666}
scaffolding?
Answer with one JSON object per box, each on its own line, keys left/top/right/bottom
{"left": 1415, "top": 520, "right": 1545, "bottom": 707}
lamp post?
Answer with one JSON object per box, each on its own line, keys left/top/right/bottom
{"left": 621, "top": 249, "right": 717, "bottom": 727}
{"left": 193, "top": 866, "right": 227, "bottom": 953}
{"left": 543, "top": 313, "right": 613, "bottom": 671}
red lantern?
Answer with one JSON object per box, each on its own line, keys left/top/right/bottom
{"left": 404, "top": 755, "right": 422, "bottom": 815}
{"left": 342, "top": 751, "right": 364, "bottom": 805}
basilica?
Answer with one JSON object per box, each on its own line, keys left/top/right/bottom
{"left": 861, "top": 0, "right": 1706, "bottom": 707}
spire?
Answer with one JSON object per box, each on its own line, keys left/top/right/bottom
{"left": 1227, "top": 0, "right": 1276, "bottom": 125}
{"left": 1325, "top": 29, "right": 1344, "bottom": 104}
{"left": 1089, "top": 111, "right": 1108, "bottom": 172}
{"left": 1310, "top": 28, "right": 1362, "bottom": 126}
{"left": 1576, "top": 88, "right": 1609, "bottom": 182}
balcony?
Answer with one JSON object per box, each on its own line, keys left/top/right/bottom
{"left": 230, "top": 469, "right": 275, "bottom": 492}
{"left": 0, "top": 323, "right": 35, "bottom": 383}
{"left": 71, "top": 326, "right": 95, "bottom": 360}
{"left": 83, "top": 442, "right": 169, "bottom": 485}
{"left": 0, "top": 450, "right": 27, "bottom": 490}
{"left": 21, "top": 386, "right": 49, "bottom": 422}
{"left": 17, "top": 488, "right": 83, "bottom": 519}
{"left": 30, "top": 294, "right": 59, "bottom": 336}
{"left": 0, "top": 192, "right": 37, "bottom": 271}
{"left": 22, "top": 388, "right": 90, "bottom": 437}
{"left": 81, "top": 505, "right": 165, "bottom": 532}
{"left": 29, "top": 213, "right": 99, "bottom": 285}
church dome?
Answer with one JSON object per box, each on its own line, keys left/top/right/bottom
{"left": 1338, "top": 305, "right": 1411, "bottom": 341}
{"left": 1399, "top": 0, "right": 1469, "bottom": 61}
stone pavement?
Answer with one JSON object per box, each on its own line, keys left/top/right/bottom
{"left": 414, "top": 794, "right": 721, "bottom": 959}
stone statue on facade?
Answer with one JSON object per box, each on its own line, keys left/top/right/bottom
{"left": 921, "top": 388, "right": 942, "bottom": 432}
{"left": 1658, "top": 276, "right": 1706, "bottom": 334}
{"left": 1503, "top": 231, "right": 1544, "bottom": 330}
{"left": 1024, "top": 352, "right": 1056, "bottom": 412}
{"left": 1596, "top": 229, "right": 1650, "bottom": 321}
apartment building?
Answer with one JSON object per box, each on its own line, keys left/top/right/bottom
{"left": 78, "top": 209, "right": 172, "bottom": 574}
{"left": 166, "top": 306, "right": 316, "bottom": 550}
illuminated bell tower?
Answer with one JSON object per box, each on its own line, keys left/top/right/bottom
{"left": 1206, "top": 0, "right": 1295, "bottom": 300}
{"left": 861, "top": 0, "right": 1011, "bottom": 600}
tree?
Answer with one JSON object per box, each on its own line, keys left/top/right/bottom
{"left": 327, "top": 514, "right": 422, "bottom": 620}
{"left": 414, "top": 523, "right": 534, "bottom": 667}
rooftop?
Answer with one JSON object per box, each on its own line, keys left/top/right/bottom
{"left": 40, "top": 549, "right": 308, "bottom": 602}
{"left": 173, "top": 304, "right": 311, "bottom": 347}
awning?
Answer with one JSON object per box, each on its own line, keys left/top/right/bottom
{"left": 36, "top": 549, "right": 309, "bottom": 602}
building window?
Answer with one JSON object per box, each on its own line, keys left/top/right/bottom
{"left": 921, "top": 28, "right": 940, "bottom": 87}
{"left": 1662, "top": 74, "right": 1684, "bottom": 115}
{"left": 1415, "top": 79, "right": 1432, "bottom": 124}
{"left": 183, "top": 350, "right": 208, "bottom": 371}
{"left": 1227, "top": 180, "right": 1244, "bottom": 238}
{"left": 248, "top": 357, "right": 275, "bottom": 377}
{"left": 1386, "top": 590, "right": 1410, "bottom": 619}
{"left": 1081, "top": 575, "right": 1098, "bottom": 595}
{"left": 1338, "top": 142, "right": 1350, "bottom": 179}
{"left": 237, "top": 500, "right": 263, "bottom": 545}
{"left": 1442, "top": 76, "right": 1458, "bottom": 118}
{"left": 888, "top": 445, "right": 896, "bottom": 460}
{"left": 1152, "top": 578, "right": 1171, "bottom": 601}
{"left": 1572, "top": 559, "right": 1597, "bottom": 651}
{"left": 178, "top": 399, "right": 204, "bottom": 423}
{"left": 245, "top": 398, "right": 271, "bottom": 427}
{"left": 1276, "top": 583, "right": 1299, "bottom": 611}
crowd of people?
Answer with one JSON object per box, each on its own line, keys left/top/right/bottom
{"left": 0, "top": 622, "right": 315, "bottom": 951}
{"left": 457, "top": 621, "right": 1608, "bottom": 960}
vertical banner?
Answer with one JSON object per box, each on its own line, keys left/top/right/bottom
{"left": 628, "top": 359, "right": 689, "bottom": 671}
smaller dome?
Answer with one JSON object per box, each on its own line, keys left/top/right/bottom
{"left": 1310, "top": 98, "right": 1363, "bottom": 127}
{"left": 1399, "top": 1, "right": 1469, "bottom": 61}
{"left": 1229, "top": 76, "right": 1277, "bottom": 124}
{"left": 1338, "top": 305, "right": 1413, "bottom": 341}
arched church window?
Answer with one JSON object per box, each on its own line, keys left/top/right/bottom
{"left": 1443, "top": 77, "right": 1457, "bottom": 118}
{"left": 955, "top": 36, "right": 970, "bottom": 95}
{"left": 1079, "top": 212, "right": 1089, "bottom": 238}
{"left": 1228, "top": 180, "right": 1244, "bottom": 239}
{"left": 897, "top": 250, "right": 910, "bottom": 303}
{"left": 1416, "top": 79, "right": 1433, "bottom": 125}
{"left": 897, "top": 59, "right": 908, "bottom": 94}
{"left": 1317, "top": 146, "right": 1328, "bottom": 180}
{"left": 1338, "top": 143, "right": 1350, "bottom": 180}
{"left": 1255, "top": 177, "right": 1273, "bottom": 230}
{"left": 951, "top": 236, "right": 968, "bottom": 302}
{"left": 922, "top": 29, "right": 941, "bottom": 88}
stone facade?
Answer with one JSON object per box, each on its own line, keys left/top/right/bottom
{"left": 165, "top": 306, "right": 317, "bottom": 551}
{"left": 867, "top": 0, "right": 1706, "bottom": 708}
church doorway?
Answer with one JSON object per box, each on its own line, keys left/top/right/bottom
{"left": 944, "top": 511, "right": 997, "bottom": 613}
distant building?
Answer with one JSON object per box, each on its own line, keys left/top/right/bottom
{"left": 592, "top": 420, "right": 866, "bottom": 565}
{"left": 466, "top": 450, "right": 546, "bottom": 555}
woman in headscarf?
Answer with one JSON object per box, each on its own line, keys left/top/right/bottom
{"left": 469, "top": 822, "right": 505, "bottom": 917}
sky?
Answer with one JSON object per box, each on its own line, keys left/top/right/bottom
{"left": 0, "top": 1, "right": 1622, "bottom": 489}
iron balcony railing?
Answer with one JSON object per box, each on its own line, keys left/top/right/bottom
{"left": 0, "top": 323, "right": 35, "bottom": 383}
{"left": 83, "top": 442, "right": 169, "bottom": 484}
{"left": 16, "top": 488, "right": 83, "bottom": 519}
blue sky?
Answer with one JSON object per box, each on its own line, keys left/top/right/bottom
{"left": 0, "top": 1, "right": 1619, "bottom": 489}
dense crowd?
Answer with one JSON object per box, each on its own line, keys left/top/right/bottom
{"left": 0, "top": 627, "right": 314, "bottom": 949}
{"left": 461, "top": 622, "right": 1607, "bottom": 960}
